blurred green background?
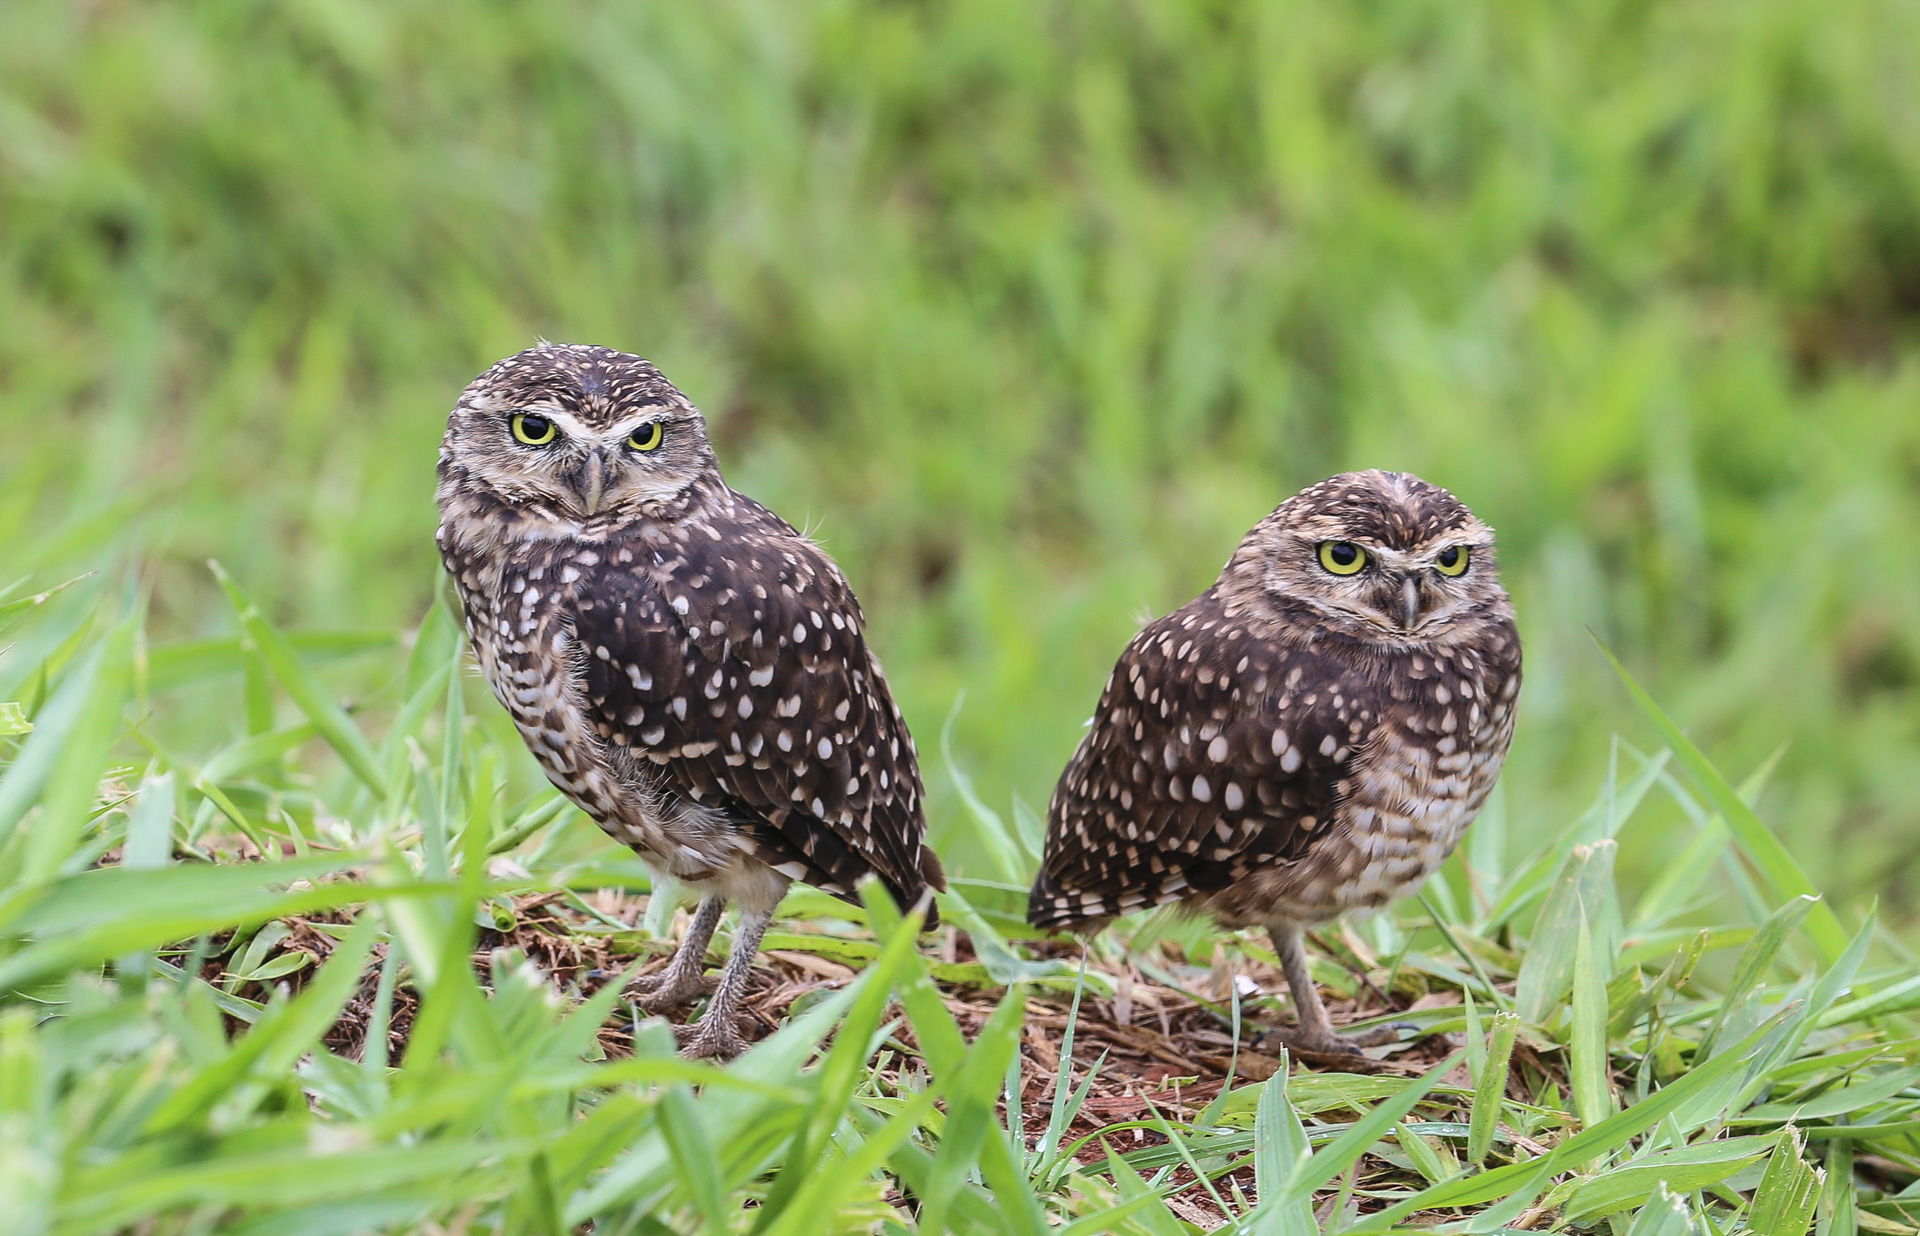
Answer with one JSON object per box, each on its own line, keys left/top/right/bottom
{"left": 3, "top": 1, "right": 1917, "bottom": 915}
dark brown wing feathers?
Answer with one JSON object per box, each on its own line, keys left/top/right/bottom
{"left": 571, "top": 494, "right": 939, "bottom": 918}
{"left": 1029, "top": 590, "right": 1358, "bottom": 927}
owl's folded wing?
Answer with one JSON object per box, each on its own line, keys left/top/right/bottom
{"left": 568, "top": 501, "right": 936, "bottom": 913}
{"left": 1029, "top": 598, "right": 1358, "bottom": 927}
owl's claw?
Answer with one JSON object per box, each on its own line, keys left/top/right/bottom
{"left": 626, "top": 967, "right": 716, "bottom": 1012}
{"left": 673, "top": 1015, "right": 747, "bottom": 1060}
{"left": 1259, "top": 1021, "right": 1413, "bottom": 1059}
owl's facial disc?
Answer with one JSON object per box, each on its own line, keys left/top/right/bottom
{"left": 451, "top": 397, "right": 711, "bottom": 521}
{"left": 442, "top": 344, "right": 722, "bottom": 527}
{"left": 1286, "top": 530, "right": 1492, "bottom": 640}
{"left": 560, "top": 412, "right": 689, "bottom": 516}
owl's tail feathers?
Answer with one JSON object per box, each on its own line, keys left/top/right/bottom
{"left": 1027, "top": 865, "right": 1191, "bottom": 935}
{"left": 871, "top": 848, "right": 945, "bottom": 932}
{"left": 906, "top": 846, "right": 947, "bottom": 933}
{"left": 920, "top": 845, "right": 948, "bottom": 893}
{"left": 1026, "top": 869, "right": 1104, "bottom": 933}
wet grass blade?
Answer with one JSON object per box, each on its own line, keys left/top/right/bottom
{"left": 1821, "top": 1137, "right": 1857, "bottom": 1236}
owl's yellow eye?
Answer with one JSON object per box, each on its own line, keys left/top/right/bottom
{"left": 1318, "top": 541, "right": 1368, "bottom": 576}
{"left": 628, "top": 422, "right": 664, "bottom": 452}
{"left": 1435, "top": 545, "right": 1470, "bottom": 577}
{"left": 511, "top": 413, "right": 557, "bottom": 446}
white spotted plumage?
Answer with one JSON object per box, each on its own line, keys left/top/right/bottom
{"left": 437, "top": 343, "right": 943, "bottom": 1056}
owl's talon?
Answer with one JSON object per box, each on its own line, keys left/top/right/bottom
{"left": 673, "top": 1016, "right": 747, "bottom": 1060}
{"left": 1341, "top": 1023, "right": 1406, "bottom": 1048}
{"left": 626, "top": 969, "right": 716, "bottom": 1011}
{"left": 1266, "top": 1025, "right": 1397, "bottom": 1058}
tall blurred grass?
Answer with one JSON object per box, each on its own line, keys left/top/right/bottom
{"left": 2, "top": 0, "right": 1917, "bottom": 913}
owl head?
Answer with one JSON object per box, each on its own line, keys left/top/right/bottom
{"left": 1230, "top": 470, "right": 1512, "bottom": 648}
{"left": 439, "top": 343, "right": 718, "bottom": 523}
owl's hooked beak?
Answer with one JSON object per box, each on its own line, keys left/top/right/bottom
{"left": 1397, "top": 574, "right": 1422, "bottom": 632}
{"left": 577, "top": 449, "right": 608, "bottom": 516}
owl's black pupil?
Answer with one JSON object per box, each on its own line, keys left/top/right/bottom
{"left": 520, "top": 415, "right": 549, "bottom": 438}
{"left": 1329, "top": 544, "right": 1358, "bottom": 565}
{"left": 1439, "top": 547, "right": 1459, "bottom": 567}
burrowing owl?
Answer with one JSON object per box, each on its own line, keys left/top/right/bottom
{"left": 1028, "top": 472, "right": 1520, "bottom": 1056}
{"left": 437, "top": 343, "right": 943, "bottom": 1057}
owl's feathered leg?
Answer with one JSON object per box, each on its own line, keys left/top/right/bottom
{"left": 1267, "top": 921, "right": 1398, "bottom": 1056}
{"left": 629, "top": 896, "right": 724, "bottom": 1010}
{"left": 675, "top": 906, "right": 774, "bottom": 1059}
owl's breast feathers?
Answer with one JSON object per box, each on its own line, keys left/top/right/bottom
{"left": 1028, "top": 588, "right": 1520, "bottom": 928}
{"left": 562, "top": 491, "right": 943, "bottom": 920}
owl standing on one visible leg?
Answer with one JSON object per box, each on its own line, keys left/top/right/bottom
{"left": 437, "top": 343, "right": 944, "bottom": 1058}
{"left": 1029, "top": 471, "right": 1521, "bottom": 1057}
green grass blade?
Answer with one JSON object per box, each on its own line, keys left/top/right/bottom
{"left": 658, "top": 1081, "right": 729, "bottom": 1234}
{"left": 1816, "top": 972, "right": 1920, "bottom": 1028}
{"left": 939, "top": 692, "right": 1032, "bottom": 883}
{"left": 1595, "top": 638, "right": 1847, "bottom": 963}
{"left": 762, "top": 1083, "right": 946, "bottom": 1236}
{"left": 142, "top": 913, "right": 379, "bottom": 1133}
{"left": 1752, "top": 1126, "right": 1824, "bottom": 1236}
{"left": 918, "top": 982, "right": 1029, "bottom": 1233}
{"left": 1700, "top": 895, "right": 1817, "bottom": 1058}
{"left": 1278, "top": 1049, "right": 1464, "bottom": 1206}
{"left": 1253, "top": 1054, "right": 1317, "bottom": 1236}
{"left": 1625, "top": 1182, "right": 1699, "bottom": 1236}
{"left": 0, "top": 573, "right": 92, "bottom": 637}
{"left": 1396, "top": 1121, "right": 1452, "bottom": 1185}
{"left": 210, "top": 561, "right": 388, "bottom": 800}
{"left": 198, "top": 722, "right": 321, "bottom": 785}
{"left": 754, "top": 881, "right": 925, "bottom": 1228}
{"left": 1742, "top": 1068, "right": 1920, "bottom": 1123}
{"left": 22, "top": 622, "right": 134, "bottom": 882}
{"left": 1482, "top": 751, "right": 1665, "bottom": 935}
{"left": 1821, "top": 1137, "right": 1857, "bottom": 1236}
{"left": 1036, "top": 952, "right": 1093, "bottom": 1180}
{"left": 1468, "top": 1011, "right": 1519, "bottom": 1165}
{"left": 1515, "top": 839, "right": 1618, "bottom": 1024}
{"left": 1634, "top": 754, "right": 1779, "bottom": 930}
{"left": 1350, "top": 1012, "right": 1792, "bottom": 1230}
{"left": 0, "top": 882, "right": 451, "bottom": 994}
{"left": 864, "top": 888, "right": 967, "bottom": 1075}
{"left": 1564, "top": 1135, "right": 1775, "bottom": 1220}
{"left": 57, "top": 1139, "right": 511, "bottom": 1235}
{"left": 1571, "top": 907, "right": 1615, "bottom": 1129}
{"left": 144, "top": 631, "right": 397, "bottom": 694}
